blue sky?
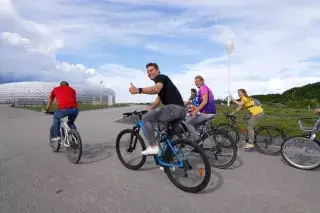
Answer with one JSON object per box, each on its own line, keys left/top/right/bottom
{"left": 1, "top": 0, "right": 320, "bottom": 102}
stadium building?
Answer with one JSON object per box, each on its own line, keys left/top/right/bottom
{"left": 0, "top": 81, "right": 116, "bottom": 106}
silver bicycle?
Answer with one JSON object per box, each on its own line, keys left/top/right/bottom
{"left": 42, "top": 110, "right": 83, "bottom": 164}
{"left": 281, "top": 115, "right": 320, "bottom": 170}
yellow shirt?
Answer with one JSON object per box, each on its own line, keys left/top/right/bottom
{"left": 241, "top": 96, "right": 263, "bottom": 115}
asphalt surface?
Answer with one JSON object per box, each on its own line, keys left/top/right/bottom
{"left": 0, "top": 104, "right": 319, "bottom": 213}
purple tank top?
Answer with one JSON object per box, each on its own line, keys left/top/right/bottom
{"left": 199, "top": 84, "right": 216, "bottom": 114}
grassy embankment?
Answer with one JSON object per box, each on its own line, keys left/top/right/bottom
{"left": 213, "top": 104, "right": 319, "bottom": 137}
{"left": 24, "top": 102, "right": 319, "bottom": 137}
{"left": 23, "top": 103, "right": 130, "bottom": 112}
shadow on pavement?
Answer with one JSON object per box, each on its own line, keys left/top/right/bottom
{"left": 224, "top": 157, "right": 243, "bottom": 170}
{"left": 279, "top": 157, "right": 320, "bottom": 172}
{"left": 198, "top": 169, "right": 224, "bottom": 194}
{"left": 139, "top": 158, "right": 159, "bottom": 171}
{"left": 80, "top": 142, "right": 115, "bottom": 164}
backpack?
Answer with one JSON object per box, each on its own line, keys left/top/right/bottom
{"left": 253, "top": 98, "right": 262, "bottom": 106}
{"left": 247, "top": 98, "right": 262, "bottom": 108}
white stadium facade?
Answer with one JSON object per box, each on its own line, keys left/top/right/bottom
{"left": 0, "top": 81, "right": 116, "bottom": 106}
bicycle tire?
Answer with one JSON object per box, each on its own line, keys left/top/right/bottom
{"left": 65, "top": 129, "right": 83, "bottom": 164}
{"left": 201, "top": 129, "right": 237, "bottom": 169}
{"left": 216, "top": 123, "right": 240, "bottom": 144}
{"left": 49, "top": 126, "right": 60, "bottom": 152}
{"left": 281, "top": 135, "right": 320, "bottom": 170}
{"left": 115, "top": 129, "right": 147, "bottom": 170}
{"left": 163, "top": 138, "right": 211, "bottom": 193}
{"left": 254, "top": 125, "right": 286, "bottom": 155}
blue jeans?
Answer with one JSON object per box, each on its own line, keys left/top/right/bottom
{"left": 52, "top": 108, "right": 79, "bottom": 137}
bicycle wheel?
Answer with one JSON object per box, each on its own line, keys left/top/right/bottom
{"left": 254, "top": 125, "right": 286, "bottom": 155}
{"left": 49, "top": 126, "right": 60, "bottom": 152}
{"left": 281, "top": 135, "right": 320, "bottom": 170}
{"left": 200, "top": 129, "right": 237, "bottom": 169}
{"left": 116, "top": 129, "right": 147, "bottom": 170}
{"left": 163, "top": 138, "right": 211, "bottom": 193}
{"left": 216, "top": 123, "right": 240, "bottom": 144}
{"left": 65, "top": 129, "right": 82, "bottom": 164}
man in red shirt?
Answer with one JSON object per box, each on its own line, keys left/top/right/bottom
{"left": 45, "top": 81, "right": 79, "bottom": 142}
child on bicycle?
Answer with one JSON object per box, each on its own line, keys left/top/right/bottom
{"left": 185, "top": 88, "right": 200, "bottom": 115}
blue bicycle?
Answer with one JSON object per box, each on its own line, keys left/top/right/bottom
{"left": 115, "top": 110, "right": 211, "bottom": 193}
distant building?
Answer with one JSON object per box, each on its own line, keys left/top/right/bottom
{"left": 0, "top": 81, "right": 116, "bottom": 105}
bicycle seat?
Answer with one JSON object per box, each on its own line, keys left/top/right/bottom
{"left": 123, "top": 112, "right": 133, "bottom": 116}
{"left": 203, "top": 114, "right": 216, "bottom": 122}
{"left": 123, "top": 110, "right": 148, "bottom": 117}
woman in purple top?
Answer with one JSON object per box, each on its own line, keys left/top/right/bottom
{"left": 185, "top": 75, "right": 216, "bottom": 144}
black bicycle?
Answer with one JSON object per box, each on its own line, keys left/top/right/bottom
{"left": 216, "top": 112, "right": 286, "bottom": 155}
{"left": 115, "top": 110, "right": 212, "bottom": 193}
{"left": 166, "top": 114, "right": 238, "bottom": 169}
{"left": 42, "top": 110, "right": 82, "bottom": 164}
{"left": 281, "top": 116, "right": 320, "bottom": 170}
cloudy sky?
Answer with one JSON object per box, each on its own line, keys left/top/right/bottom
{"left": 1, "top": 0, "right": 320, "bottom": 103}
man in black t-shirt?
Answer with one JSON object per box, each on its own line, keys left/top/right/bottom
{"left": 129, "top": 62, "right": 186, "bottom": 155}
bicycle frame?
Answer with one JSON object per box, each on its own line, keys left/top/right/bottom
{"left": 179, "top": 119, "right": 212, "bottom": 139}
{"left": 131, "top": 119, "right": 184, "bottom": 168}
{"left": 59, "top": 118, "right": 72, "bottom": 147}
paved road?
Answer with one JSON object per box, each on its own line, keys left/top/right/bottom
{"left": 0, "top": 105, "right": 319, "bottom": 213}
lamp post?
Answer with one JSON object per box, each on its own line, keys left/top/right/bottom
{"left": 100, "top": 80, "right": 103, "bottom": 102}
{"left": 225, "top": 40, "right": 234, "bottom": 107}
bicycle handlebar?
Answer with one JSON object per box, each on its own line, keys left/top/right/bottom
{"left": 42, "top": 110, "right": 55, "bottom": 115}
{"left": 223, "top": 112, "right": 236, "bottom": 121}
{"left": 122, "top": 110, "right": 148, "bottom": 117}
{"left": 297, "top": 117, "right": 320, "bottom": 132}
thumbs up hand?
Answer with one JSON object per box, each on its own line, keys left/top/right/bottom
{"left": 129, "top": 82, "right": 139, "bottom": 94}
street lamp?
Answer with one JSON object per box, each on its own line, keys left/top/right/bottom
{"left": 100, "top": 80, "right": 103, "bottom": 102}
{"left": 225, "top": 40, "right": 234, "bottom": 107}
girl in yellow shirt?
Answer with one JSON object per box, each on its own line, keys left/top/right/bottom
{"left": 229, "top": 88, "right": 264, "bottom": 149}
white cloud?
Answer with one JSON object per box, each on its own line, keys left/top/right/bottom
{"left": 0, "top": 0, "right": 320, "bottom": 104}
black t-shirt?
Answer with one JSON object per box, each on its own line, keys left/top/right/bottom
{"left": 152, "top": 74, "right": 184, "bottom": 106}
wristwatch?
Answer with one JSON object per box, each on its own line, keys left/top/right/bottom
{"left": 138, "top": 88, "right": 142, "bottom": 94}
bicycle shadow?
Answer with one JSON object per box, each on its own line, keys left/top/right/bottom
{"left": 79, "top": 142, "right": 114, "bottom": 164}
{"left": 120, "top": 156, "right": 159, "bottom": 171}
{"left": 279, "top": 157, "right": 320, "bottom": 172}
{"left": 224, "top": 157, "right": 243, "bottom": 170}
{"left": 198, "top": 169, "right": 224, "bottom": 194}
{"left": 140, "top": 158, "right": 159, "bottom": 171}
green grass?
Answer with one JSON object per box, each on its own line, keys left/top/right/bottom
{"left": 23, "top": 103, "right": 130, "bottom": 112}
{"left": 212, "top": 104, "right": 319, "bottom": 138}
{"left": 22, "top": 102, "right": 319, "bottom": 138}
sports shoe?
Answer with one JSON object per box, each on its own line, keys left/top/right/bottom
{"left": 141, "top": 146, "right": 160, "bottom": 155}
{"left": 244, "top": 143, "right": 254, "bottom": 149}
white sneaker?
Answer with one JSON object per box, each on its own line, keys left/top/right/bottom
{"left": 51, "top": 137, "right": 61, "bottom": 141}
{"left": 141, "top": 146, "right": 160, "bottom": 155}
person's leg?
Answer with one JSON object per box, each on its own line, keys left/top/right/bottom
{"left": 52, "top": 109, "right": 68, "bottom": 141}
{"left": 141, "top": 104, "right": 185, "bottom": 155}
{"left": 244, "top": 112, "right": 264, "bottom": 149}
{"left": 185, "top": 114, "right": 216, "bottom": 143}
{"left": 67, "top": 108, "right": 79, "bottom": 130}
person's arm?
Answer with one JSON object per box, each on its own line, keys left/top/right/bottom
{"left": 231, "top": 97, "right": 245, "bottom": 114}
{"left": 45, "top": 89, "right": 55, "bottom": 111}
{"left": 149, "top": 96, "right": 161, "bottom": 110}
{"left": 140, "top": 82, "right": 163, "bottom": 94}
{"left": 141, "top": 75, "right": 165, "bottom": 95}
{"left": 184, "top": 98, "right": 191, "bottom": 106}
{"left": 232, "top": 98, "right": 244, "bottom": 106}
{"left": 233, "top": 105, "right": 243, "bottom": 113}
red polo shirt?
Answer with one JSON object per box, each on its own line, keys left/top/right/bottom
{"left": 49, "top": 85, "right": 78, "bottom": 109}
